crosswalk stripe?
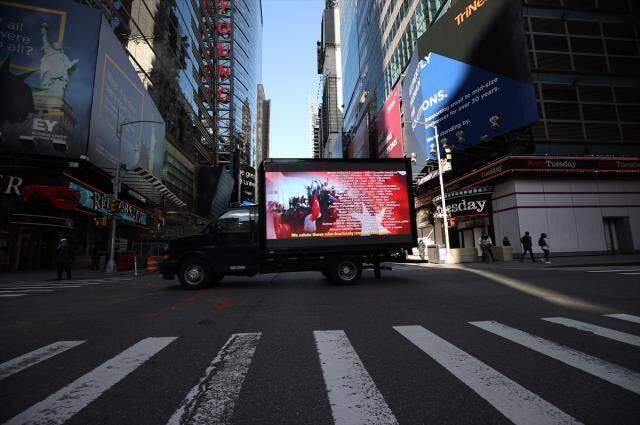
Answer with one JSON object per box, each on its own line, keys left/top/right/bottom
{"left": 542, "top": 317, "right": 640, "bottom": 347}
{"left": 394, "top": 325, "right": 581, "bottom": 425}
{"left": 605, "top": 314, "right": 640, "bottom": 324}
{"left": 5, "top": 337, "right": 177, "bottom": 425}
{"left": 167, "top": 333, "right": 261, "bottom": 425}
{"left": 314, "top": 330, "right": 398, "bottom": 425}
{"left": 0, "top": 294, "right": 27, "bottom": 298}
{"left": 471, "top": 321, "right": 640, "bottom": 395}
{"left": 0, "top": 341, "right": 85, "bottom": 381}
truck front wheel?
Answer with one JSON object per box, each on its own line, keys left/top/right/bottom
{"left": 329, "top": 257, "right": 362, "bottom": 285}
{"left": 179, "top": 257, "right": 211, "bottom": 289}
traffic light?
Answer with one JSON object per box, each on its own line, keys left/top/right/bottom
{"left": 109, "top": 198, "right": 119, "bottom": 215}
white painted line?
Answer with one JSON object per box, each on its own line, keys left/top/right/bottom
{"left": 167, "top": 333, "right": 261, "bottom": 425}
{"left": 542, "top": 317, "right": 640, "bottom": 347}
{"left": 6, "top": 337, "right": 177, "bottom": 425}
{"left": 0, "top": 294, "right": 27, "bottom": 298}
{"left": 619, "top": 272, "right": 640, "bottom": 275}
{"left": 471, "top": 321, "right": 640, "bottom": 395}
{"left": 605, "top": 314, "right": 640, "bottom": 325}
{"left": 587, "top": 269, "right": 640, "bottom": 273}
{"left": 0, "top": 341, "right": 85, "bottom": 381}
{"left": 0, "top": 289, "right": 55, "bottom": 293}
{"left": 314, "top": 330, "right": 398, "bottom": 425}
{"left": 394, "top": 325, "right": 580, "bottom": 425}
{"left": 0, "top": 285, "right": 82, "bottom": 291}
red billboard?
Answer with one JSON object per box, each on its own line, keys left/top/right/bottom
{"left": 375, "top": 86, "right": 404, "bottom": 158}
{"left": 265, "top": 170, "right": 411, "bottom": 242}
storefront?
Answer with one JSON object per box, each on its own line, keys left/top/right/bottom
{"left": 416, "top": 155, "right": 640, "bottom": 257}
{"left": 0, "top": 161, "right": 157, "bottom": 271}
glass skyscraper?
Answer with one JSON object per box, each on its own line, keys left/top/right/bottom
{"left": 339, "top": 0, "right": 442, "bottom": 135}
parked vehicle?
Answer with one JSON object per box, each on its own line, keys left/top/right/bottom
{"left": 160, "top": 159, "right": 417, "bottom": 287}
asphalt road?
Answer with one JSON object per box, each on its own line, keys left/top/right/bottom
{"left": 1, "top": 264, "right": 639, "bottom": 425}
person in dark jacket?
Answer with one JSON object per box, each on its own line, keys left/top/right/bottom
{"left": 55, "top": 238, "right": 75, "bottom": 280}
{"left": 90, "top": 243, "right": 100, "bottom": 271}
{"left": 520, "top": 231, "right": 535, "bottom": 262}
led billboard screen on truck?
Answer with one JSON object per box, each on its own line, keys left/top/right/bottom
{"left": 262, "top": 160, "right": 416, "bottom": 250}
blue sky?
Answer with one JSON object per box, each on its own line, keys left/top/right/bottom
{"left": 262, "top": 0, "right": 325, "bottom": 158}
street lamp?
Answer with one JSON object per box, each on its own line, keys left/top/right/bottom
{"left": 404, "top": 120, "right": 451, "bottom": 261}
{"left": 105, "top": 116, "right": 164, "bottom": 273}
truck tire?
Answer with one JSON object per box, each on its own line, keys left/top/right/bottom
{"left": 329, "top": 257, "right": 362, "bottom": 285}
{"left": 179, "top": 257, "right": 211, "bottom": 289}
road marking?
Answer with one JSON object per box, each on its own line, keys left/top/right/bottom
{"left": 0, "top": 341, "right": 85, "bottom": 381}
{"left": 587, "top": 269, "right": 640, "bottom": 273}
{"left": 471, "top": 321, "right": 640, "bottom": 395}
{"left": 619, "top": 272, "right": 640, "bottom": 275}
{"left": 605, "top": 314, "right": 640, "bottom": 324}
{"left": 542, "top": 317, "right": 640, "bottom": 347}
{"left": 394, "top": 325, "right": 580, "bottom": 425}
{"left": 0, "top": 294, "right": 27, "bottom": 298}
{"left": 5, "top": 337, "right": 176, "bottom": 425}
{"left": 0, "top": 286, "right": 83, "bottom": 289}
{"left": 0, "top": 289, "right": 55, "bottom": 293}
{"left": 314, "top": 330, "right": 398, "bottom": 425}
{"left": 167, "top": 333, "right": 261, "bottom": 425}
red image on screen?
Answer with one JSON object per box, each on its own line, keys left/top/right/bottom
{"left": 265, "top": 170, "right": 411, "bottom": 240}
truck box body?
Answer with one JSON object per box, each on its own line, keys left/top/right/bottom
{"left": 260, "top": 159, "right": 417, "bottom": 254}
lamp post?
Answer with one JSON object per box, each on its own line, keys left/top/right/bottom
{"left": 405, "top": 120, "right": 451, "bottom": 261}
{"left": 105, "top": 116, "right": 164, "bottom": 273}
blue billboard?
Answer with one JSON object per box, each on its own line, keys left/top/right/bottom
{"left": 402, "top": 0, "right": 538, "bottom": 172}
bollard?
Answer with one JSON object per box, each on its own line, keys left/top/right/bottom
{"left": 134, "top": 255, "right": 138, "bottom": 277}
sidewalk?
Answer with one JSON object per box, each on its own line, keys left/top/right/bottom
{"left": 406, "top": 253, "right": 640, "bottom": 269}
{"left": 0, "top": 268, "right": 141, "bottom": 284}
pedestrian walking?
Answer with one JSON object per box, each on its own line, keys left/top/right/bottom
{"left": 539, "top": 233, "right": 551, "bottom": 264}
{"left": 55, "top": 238, "right": 75, "bottom": 280}
{"left": 520, "top": 231, "right": 535, "bottom": 262}
{"left": 478, "top": 232, "right": 495, "bottom": 263}
{"left": 418, "top": 239, "right": 426, "bottom": 260}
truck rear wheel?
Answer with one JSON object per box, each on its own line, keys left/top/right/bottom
{"left": 179, "top": 257, "right": 211, "bottom": 289}
{"left": 329, "top": 257, "right": 362, "bottom": 285}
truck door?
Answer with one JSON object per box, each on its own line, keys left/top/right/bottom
{"left": 213, "top": 207, "right": 260, "bottom": 272}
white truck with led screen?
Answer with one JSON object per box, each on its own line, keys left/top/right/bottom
{"left": 160, "top": 159, "right": 418, "bottom": 287}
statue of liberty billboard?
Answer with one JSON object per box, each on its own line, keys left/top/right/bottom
{"left": 0, "top": 0, "right": 100, "bottom": 157}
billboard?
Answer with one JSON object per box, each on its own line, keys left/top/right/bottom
{"left": 263, "top": 160, "right": 415, "bottom": 250}
{"left": 88, "top": 17, "right": 165, "bottom": 179}
{"left": 402, "top": 0, "right": 537, "bottom": 170}
{"left": 0, "top": 0, "right": 101, "bottom": 158}
{"left": 375, "top": 85, "right": 403, "bottom": 158}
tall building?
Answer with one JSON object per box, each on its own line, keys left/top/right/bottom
{"left": 256, "top": 84, "right": 271, "bottom": 166}
{"left": 317, "top": 0, "right": 344, "bottom": 158}
{"left": 309, "top": 99, "right": 322, "bottom": 158}
{"left": 339, "top": 0, "right": 442, "bottom": 157}
{"left": 410, "top": 0, "right": 640, "bottom": 256}
{"left": 1, "top": 0, "right": 191, "bottom": 270}
{"left": 200, "top": 0, "right": 263, "bottom": 203}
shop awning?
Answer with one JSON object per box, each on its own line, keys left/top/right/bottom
{"left": 117, "top": 166, "right": 187, "bottom": 208}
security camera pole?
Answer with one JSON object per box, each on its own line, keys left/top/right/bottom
{"left": 406, "top": 120, "right": 451, "bottom": 261}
